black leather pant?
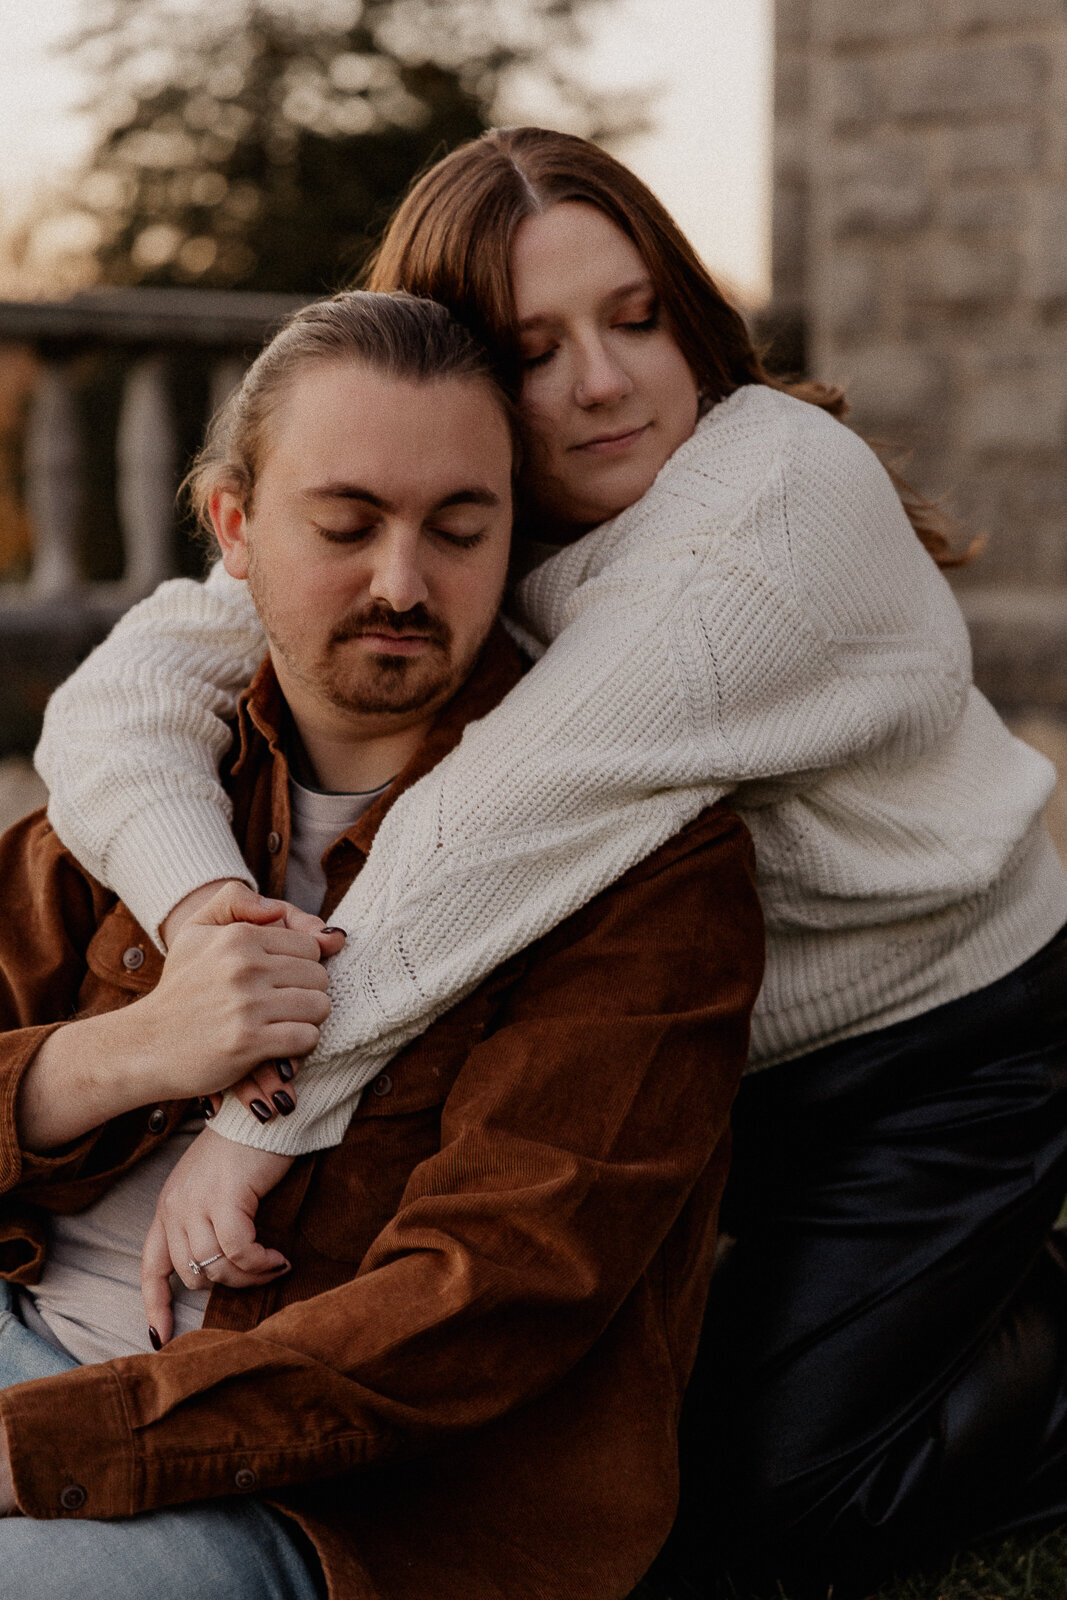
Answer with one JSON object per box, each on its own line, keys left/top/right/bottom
{"left": 666, "top": 921, "right": 1067, "bottom": 1598}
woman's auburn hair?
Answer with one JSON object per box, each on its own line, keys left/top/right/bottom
{"left": 363, "top": 126, "right": 973, "bottom": 569}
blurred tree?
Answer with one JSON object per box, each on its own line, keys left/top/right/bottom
{"left": 44, "top": 0, "right": 632, "bottom": 294}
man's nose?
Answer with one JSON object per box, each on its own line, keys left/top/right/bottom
{"left": 574, "top": 338, "right": 633, "bottom": 408}
{"left": 367, "top": 529, "right": 430, "bottom": 614}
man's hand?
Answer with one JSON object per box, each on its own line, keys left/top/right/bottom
{"left": 18, "top": 884, "right": 345, "bottom": 1151}
{"left": 142, "top": 1127, "right": 295, "bottom": 1346}
{"left": 131, "top": 883, "right": 344, "bottom": 1104}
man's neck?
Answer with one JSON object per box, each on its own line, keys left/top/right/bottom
{"left": 281, "top": 703, "right": 431, "bottom": 794}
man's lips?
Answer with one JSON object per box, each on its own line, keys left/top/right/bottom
{"left": 571, "top": 423, "right": 651, "bottom": 456}
{"left": 352, "top": 632, "right": 436, "bottom": 655}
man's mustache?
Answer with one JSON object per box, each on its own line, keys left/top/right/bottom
{"left": 329, "top": 603, "right": 451, "bottom": 650}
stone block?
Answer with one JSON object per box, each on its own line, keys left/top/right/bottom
{"left": 886, "top": 42, "right": 1049, "bottom": 122}
{"left": 831, "top": 137, "right": 933, "bottom": 234}
{"left": 951, "top": 0, "right": 1063, "bottom": 27}
{"left": 939, "top": 184, "right": 1025, "bottom": 230}
{"left": 907, "top": 237, "right": 1019, "bottom": 305}
{"left": 774, "top": 118, "right": 810, "bottom": 184}
{"left": 962, "top": 371, "right": 1067, "bottom": 452}
{"left": 828, "top": 58, "right": 885, "bottom": 127}
{"left": 775, "top": 55, "right": 810, "bottom": 119}
{"left": 945, "top": 121, "right": 1042, "bottom": 178}
{"left": 830, "top": 341, "right": 950, "bottom": 429}
{"left": 772, "top": 184, "right": 810, "bottom": 299}
{"left": 812, "top": 247, "right": 884, "bottom": 339}
{"left": 1029, "top": 188, "right": 1067, "bottom": 301}
{"left": 823, "top": 0, "right": 935, "bottom": 44}
{"left": 777, "top": 0, "right": 813, "bottom": 46}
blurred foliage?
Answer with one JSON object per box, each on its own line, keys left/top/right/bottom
{"left": 41, "top": 0, "right": 637, "bottom": 294}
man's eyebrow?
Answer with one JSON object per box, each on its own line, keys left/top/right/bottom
{"left": 517, "top": 276, "right": 655, "bottom": 331}
{"left": 300, "top": 484, "right": 501, "bottom": 510}
{"left": 302, "top": 484, "right": 388, "bottom": 507}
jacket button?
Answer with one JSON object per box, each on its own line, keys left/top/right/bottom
{"left": 147, "top": 1107, "right": 167, "bottom": 1134}
{"left": 234, "top": 1467, "right": 257, "bottom": 1491}
{"left": 371, "top": 1073, "right": 393, "bottom": 1098}
{"left": 59, "top": 1483, "right": 87, "bottom": 1511}
{"left": 266, "top": 831, "right": 282, "bottom": 854}
{"left": 121, "top": 946, "right": 145, "bottom": 971}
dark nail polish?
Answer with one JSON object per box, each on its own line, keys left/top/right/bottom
{"left": 250, "top": 1099, "right": 273, "bottom": 1124}
{"left": 275, "top": 1059, "right": 295, "bottom": 1082}
{"left": 321, "top": 926, "right": 346, "bottom": 939}
{"left": 148, "top": 1326, "right": 162, "bottom": 1351}
{"left": 197, "top": 1096, "right": 216, "bottom": 1120}
{"left": 272, "top": 1090, "right": 295, "bottom": 1116}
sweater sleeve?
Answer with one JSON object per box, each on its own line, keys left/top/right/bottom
{"left": 35, "top": 563, "right": 264, "bottom": 948}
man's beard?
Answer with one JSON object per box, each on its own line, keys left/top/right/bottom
{"left": 248, "top": 552, "right": 459, "bottom": 718}
{"left": 320, "top": 601, "right": 455, "bottom": 716}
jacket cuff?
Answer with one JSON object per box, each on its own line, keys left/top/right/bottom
{"left": 101, "top": 799, "right": 255, "bottom": 951}
{"left": 0, "top": 1023, "right": 99, "bottom": 1193}
{"left": 0, "top": 1363, "right": 135, "bottom": 1519}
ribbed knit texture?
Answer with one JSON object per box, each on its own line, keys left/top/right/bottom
{"left": 36, "top": 385, "right": 1067, "bottom": 1153}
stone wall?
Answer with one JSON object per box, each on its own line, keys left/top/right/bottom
{"left": 773, "top": 0, "right": 1067, "bottom": 713}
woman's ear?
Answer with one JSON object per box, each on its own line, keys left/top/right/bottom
{"left": 210, "top": 489, "right": 250, "bottom": 579}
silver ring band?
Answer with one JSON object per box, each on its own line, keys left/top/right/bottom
{"left": 189, "top": 1253, "right": 224, "bottom": 1277}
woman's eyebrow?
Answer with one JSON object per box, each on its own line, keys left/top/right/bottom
{"left": 517, "top": 277, "right": 655, "bottom": 330}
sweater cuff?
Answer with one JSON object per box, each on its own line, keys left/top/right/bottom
{"left": 1, "top": 1363, "right": 135, "bottom": 1519}
{"left": 209, "top": 1075, "right": 358, "bottom": 1154}
{"left": 100, "top": 799, "right": 256, "bottom": 950}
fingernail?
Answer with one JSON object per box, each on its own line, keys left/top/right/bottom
{"left": 321, "top": 926, "right": 346, "bottom": 939}
{"left": 275, "top": 1059, "right": 295, "bottom": 1082}
{"left": 250, "top": 1099, "right": 273, "bottom": 1123}
{"left": 148, "top": 1326, "right": 162, "bottom": 1351}
{"left": 272, "top": 1090, "right": 295, "bottom": 1116}
{"left": 269, "top": 1261, "right": 290, "bottom": 1273}
{"left": 197, "top": 1096, "right": 216, "bottom": 1120}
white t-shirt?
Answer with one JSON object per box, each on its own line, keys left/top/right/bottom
{"left": 19, "top": 772, "right": 388, "bottom": 1364}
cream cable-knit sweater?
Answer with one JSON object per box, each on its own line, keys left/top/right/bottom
{"left": 36, "top": 385, "right": 1067, "bottom": 1153}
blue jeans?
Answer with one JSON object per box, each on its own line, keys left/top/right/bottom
{"left": 0, "top": 1283, "right": 325, "bottom": 1600}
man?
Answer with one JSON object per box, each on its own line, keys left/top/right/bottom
{"left": 0, "top": 292, "right": 762, "bottom": 1599}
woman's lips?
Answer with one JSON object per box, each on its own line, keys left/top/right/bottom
{"left": 572, "top": 423, "right": 650, "bottom": 456}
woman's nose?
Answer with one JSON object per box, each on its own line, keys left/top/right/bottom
{"left": 367, "top": 531, "right": 430, "bottom": 614}
{"left": 574, "top": 340, "right": 633, "bottom": 408}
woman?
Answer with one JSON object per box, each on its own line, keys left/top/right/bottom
{"left": 36, "top": 127, "right": 1067, "bottom": 1595}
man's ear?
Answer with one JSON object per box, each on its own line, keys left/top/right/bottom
{"left": 210, "top": 489, "right": 251, "bottom": 579}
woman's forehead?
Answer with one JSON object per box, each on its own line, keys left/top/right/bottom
{"left": 509, "top": 203, "right": 651, "bottom": 319}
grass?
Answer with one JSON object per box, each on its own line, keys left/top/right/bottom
{"left": 629, "top": 1523, "right": 1067, "bottom": 1600}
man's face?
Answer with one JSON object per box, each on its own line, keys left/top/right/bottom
{"left": 214, "top": 361, "right": 514, "bottom": 736}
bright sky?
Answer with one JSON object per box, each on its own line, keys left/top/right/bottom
{"left": 0, "top": 0, "right": 773, "bottom": 302}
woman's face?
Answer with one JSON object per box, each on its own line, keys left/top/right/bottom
{"left": 510, "top": 201, "right": 700, "bottom": 536}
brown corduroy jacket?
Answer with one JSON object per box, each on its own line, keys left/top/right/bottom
{"left": 0, "top": 625, "right": 763, "bottom": 1600}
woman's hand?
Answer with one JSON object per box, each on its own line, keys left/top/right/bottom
{"left": 142, "top": 1127, "right": 295, "bottom": 1346}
